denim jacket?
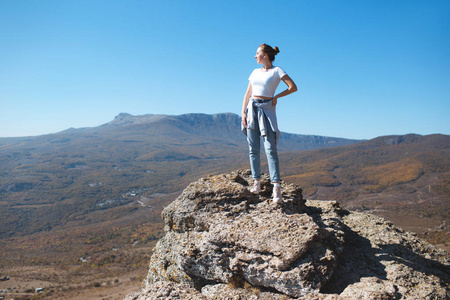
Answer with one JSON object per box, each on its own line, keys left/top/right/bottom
{"left": 242, "top": 98, "right": 281, "bottom": 145}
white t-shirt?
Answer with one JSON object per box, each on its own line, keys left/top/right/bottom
{"left": 249, "top": 66, "right": 287, "bottom": 98}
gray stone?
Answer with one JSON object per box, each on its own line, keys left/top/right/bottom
{"left": 145, "top": 170, "right": 342, "bottom": 297}
{"left": 124, "top": 281, "right": 205, "bottom": 300}
{"left": 127, "top": 170, "right": 449, "bottom": 299}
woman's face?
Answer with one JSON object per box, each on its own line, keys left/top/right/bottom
{"left": 255, "top": 47, "right": 267, "bottom": 64}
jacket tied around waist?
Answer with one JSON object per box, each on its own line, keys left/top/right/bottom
{"left": 241, "top": 98, "right": 281, "bottom": 145}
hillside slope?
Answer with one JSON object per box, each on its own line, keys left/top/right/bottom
{"left": 282, "top": 134, "right": 450, "bottom": 247}
{"left": 0, "top": 112, "right": 360, "bottom": 238}
{"left": 0, "top": 115, "right": 448, "bottom": 299}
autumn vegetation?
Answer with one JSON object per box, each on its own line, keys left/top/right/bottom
{"left": 0, "top": 113, "right": 448, "bottom": 298}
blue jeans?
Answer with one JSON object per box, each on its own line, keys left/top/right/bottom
{"left": 246, "top": 120, "right": 281, "bottom": 183}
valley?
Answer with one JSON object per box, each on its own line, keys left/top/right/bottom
{"left": 0, "top": 113, "right": 448, "bottom": 299}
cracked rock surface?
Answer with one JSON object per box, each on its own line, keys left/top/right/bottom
{"left": 126, "top": 170, "right": 449, "bottom": 299}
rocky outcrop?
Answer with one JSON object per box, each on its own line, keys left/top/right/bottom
{"left": 126, "top": 170, "right": 449, "bottom": 299}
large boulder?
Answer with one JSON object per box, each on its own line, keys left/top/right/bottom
{"left": 127, "top": 170, "right": 450, "bottom": 299}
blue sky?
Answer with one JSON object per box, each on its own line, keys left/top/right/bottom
{"left": 1, "top": 0, "right": 449, "bottom": 139}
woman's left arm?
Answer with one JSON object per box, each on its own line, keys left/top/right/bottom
{"left": 273, "top": 75, "right": 298, "bottom": 106}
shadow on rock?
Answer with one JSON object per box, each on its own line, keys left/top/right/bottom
{"left": 126, "top": 170, "right": 450, "bottom": 300}
{"left": 321, "top": 223, "right": 388, "bottom": 294}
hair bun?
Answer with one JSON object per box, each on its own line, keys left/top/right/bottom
{"left": 259, "top": 43, "right": 279, "bottom": 61}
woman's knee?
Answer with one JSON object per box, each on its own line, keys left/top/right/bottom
{"left": 265, "top": 149, "right": 278, "bottom": 159}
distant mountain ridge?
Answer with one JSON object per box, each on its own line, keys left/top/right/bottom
{"left": 0, "top": 113, "right": 448, "bottom": 242}
{"left": 0, "top": 113, "right": 448, "bottom": 299}
{"left": 0, "top": 112, "right": 361, "bottom": 150}
{"left": 0, "top": 112, "right": 360, "bottom": 239}
{"left": 105, "top": 112, "right": 362, "bottom": 151}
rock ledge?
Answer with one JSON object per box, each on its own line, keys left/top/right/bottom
{"left": 126, "top": 170, "right": 449, "bottom": 299}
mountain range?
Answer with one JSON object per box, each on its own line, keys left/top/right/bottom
{"left": 0, "top": 113, "right": 361, "bottom": 238}
{"left": 0, "top": 112, "right": 448, "bottom": 298}
{"left": 1, "top": 112, "right": 448, "bottom": 239}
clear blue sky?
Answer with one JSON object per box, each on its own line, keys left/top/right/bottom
{"left": 1, "top": 0, "right": 449, "bottom": 139}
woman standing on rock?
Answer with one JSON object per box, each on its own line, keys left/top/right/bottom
{"left": 241, "top": 43, "right": 297, "bottom": 203}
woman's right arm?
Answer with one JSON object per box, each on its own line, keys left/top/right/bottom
{"left": 241, "top": 82, "right": 252, "bottom": 128}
